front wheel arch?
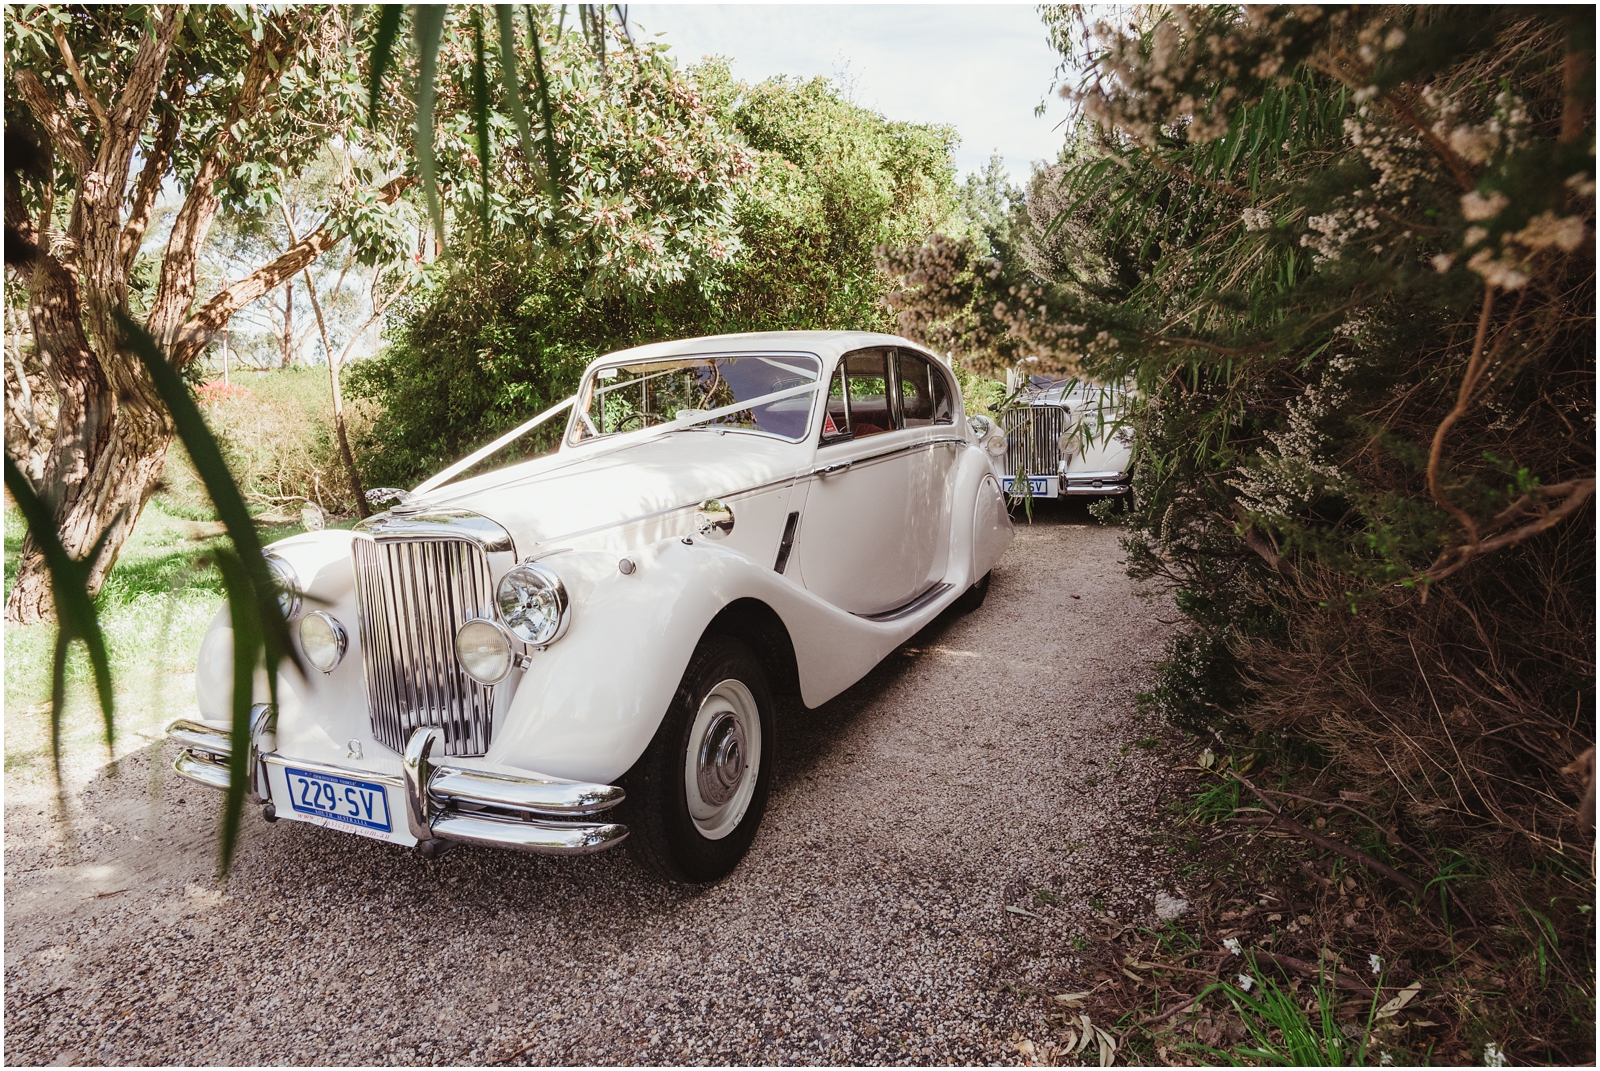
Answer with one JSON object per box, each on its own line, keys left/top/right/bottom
{"left": 702, "top": 597, "right": 800, "bottom": 698}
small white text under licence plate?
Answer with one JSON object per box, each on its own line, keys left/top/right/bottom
{"left": 284, "top": 767, "right": 393, "bottom": 834}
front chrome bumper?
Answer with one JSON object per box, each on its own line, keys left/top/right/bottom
{"left": 167, "top": 715, "right": 628, "bottom": 855}
{"left": 1059, "top": 470, "right": 1131, "bottom": 495}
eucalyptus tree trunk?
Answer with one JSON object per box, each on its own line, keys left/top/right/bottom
{"left": 6, "top": 13, "right": 411, "bottom": 623}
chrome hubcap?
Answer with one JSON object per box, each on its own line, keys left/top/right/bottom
{"left": 683, "top": 679, "right": 762, "bottom": 840}
{"left": 696, "top": 711, "right": 746, "bottom": 806}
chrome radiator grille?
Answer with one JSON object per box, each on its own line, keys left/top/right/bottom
{"left": 1003, "top": 405, "right": 1069, "bottom": 477}
{"left": 352, "top": 536, "right": 497, "bottom": 757}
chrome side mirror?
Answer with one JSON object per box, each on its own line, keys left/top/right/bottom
{"left": 696, "top": 499, "right": 735, "bottom": 539}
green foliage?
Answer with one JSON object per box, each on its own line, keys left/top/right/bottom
{"left": 719, "top": 72, "right": 958, "bottom": 329}
{"left": 345, "top": 252, "right": 599, "bottom": 488}
{"left": 351, "top": 67, "right": 962, "bottom": 487}
{"left": 892, "top": 6, "right": 1592, "bottom": 1053}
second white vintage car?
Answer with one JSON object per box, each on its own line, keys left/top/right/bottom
{"left": 169, "top": 331, "right": 1012, "bottom": 881}
{"left": 987, "top": 374, "right": 1135, "bottom": 500}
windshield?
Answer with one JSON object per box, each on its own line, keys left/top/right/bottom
{"left": 1029, "top": 375, "right": 1124, "bottom": 406}
{"left": 569, "top": 353, "right": 821, "bottom": 445}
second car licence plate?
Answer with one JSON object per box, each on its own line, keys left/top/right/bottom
{"left": 1002, "top": 475, "right": 1058, "bottom": 498}
{"left": 283, "top": 766, "right": 393, "bottom": 834}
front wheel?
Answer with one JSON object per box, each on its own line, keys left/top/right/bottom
{"left": 952, "top": 571, "right": 991, "bottom": 613}
{"left": 622, "top": 635, "right": 775, "bottom": 883}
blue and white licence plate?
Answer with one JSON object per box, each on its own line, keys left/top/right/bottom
{"left": 283, "top": 766, "right": 393, "bottom": 834}
{"left": 1002, "top": 475, "right": 1058, "bottom": 498}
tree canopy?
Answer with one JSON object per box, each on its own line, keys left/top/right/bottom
{"left": 348, "top": 62, "right": 962, "bottom": 489}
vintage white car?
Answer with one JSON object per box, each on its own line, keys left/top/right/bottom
{"left": 168, "top": 331, "right": 1013, "bottom": 881}
{"left": 982, "top": 374, "right": 1135, "bottom": 500}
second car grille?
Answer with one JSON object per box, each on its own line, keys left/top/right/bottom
{"left": 1003, "top": 405, "right": 1068, "bottom": 477}
{"left": 352, "top": 536, "right": 496, "bottom": 757}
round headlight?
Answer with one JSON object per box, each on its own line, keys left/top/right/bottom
{"left": 263, "top": 552, "right": 300, "bottom": 619}
{"left": 298, "top": 611, "right": 347, "bottom": 674}
{"left": 455, "top": 618, "right": 514, "bottom": 685}
{"left": 496, "top": 562, "right": 571, "bottom": 646}
{"left": 984, "top": 431, "right": 1008, "bottom": 457}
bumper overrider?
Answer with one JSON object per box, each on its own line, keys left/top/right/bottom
{"left": 167, "top": 708, "right": 628, "bottom": 855}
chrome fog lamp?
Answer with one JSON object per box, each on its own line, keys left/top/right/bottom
{"left": 298, "top": 612, "right": 348, "bottom": 674}
{"left": 263, "top": 552, "right": 300, "bottom": 619}
{"left": 496, "top": 562, "right": 571, "bottom": 647}
{"left": 984, "top": 431, "right": 1008, "bottom": 457}
{"left": 455, "top": 618, "right": 515, "bottom": 685}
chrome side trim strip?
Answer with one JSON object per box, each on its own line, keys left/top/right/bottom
{"left": 856, "top": 582, "right": 955, "bottom": 622}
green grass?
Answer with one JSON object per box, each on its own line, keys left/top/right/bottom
{"left": 1187, "top": 957, "right": 1378, "bottom": 1066}
{"left": 3, "top": 494, "right": 314, "bottom": 777}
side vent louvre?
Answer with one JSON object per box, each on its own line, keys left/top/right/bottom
{"left": 774, "top": 511, "right": 800, "bottom": 574}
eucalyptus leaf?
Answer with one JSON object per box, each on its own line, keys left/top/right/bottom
{"left": 367, "top": 3, "right": 403, "bottom": 126}
{"left": 413, "top": 3, "right": 447, "bottom": 248}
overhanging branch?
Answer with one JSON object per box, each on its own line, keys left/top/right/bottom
{"left": 13, "top": 70, "right": 91, "bottom": 175}
{"left": 167, "top": 176, "right": 415, "bottom": 368}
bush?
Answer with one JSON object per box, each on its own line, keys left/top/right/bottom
{"left": 163, "top": 367, "right": 365, "bottom": 517}
{"left": 888, "top": 6, "right": 1595, "bottom": 1056}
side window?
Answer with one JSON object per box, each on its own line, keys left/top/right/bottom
{"left": 898, "top": 351, "right": 936, "bottom": 427}
{"left": 930, "top": 359, "right": 954, "bottom": 424}
{"left": 843, "top": 349, "right": 895, "bottom": 437}
{"left": 821, "top": 365, "right": 850, "bottom": 442}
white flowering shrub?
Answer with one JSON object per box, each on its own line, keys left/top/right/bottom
{"left": 911, "top": 6, "right": 1596, "bottom": 1054}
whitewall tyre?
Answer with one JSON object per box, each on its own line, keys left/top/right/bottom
{"left": 623, "top": 635, "right": 775, "bottom": 882}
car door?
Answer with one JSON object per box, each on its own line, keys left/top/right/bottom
{"left": 792, "top": 347, "right": 947, "bottom": 615}
{"left": 894, "top": 348, "right": 962, "bottom": 590}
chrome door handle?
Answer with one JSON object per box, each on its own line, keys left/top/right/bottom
{"left": 813, "top": 460, "right": 853, "bottom": 477}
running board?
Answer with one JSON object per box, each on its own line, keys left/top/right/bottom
{"left": 856, "top": 583, "right": 954, "bottom": 622}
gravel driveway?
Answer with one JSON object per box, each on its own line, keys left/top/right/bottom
{"left": 5, "top": 504, "right": 1177, "bottom": 1066}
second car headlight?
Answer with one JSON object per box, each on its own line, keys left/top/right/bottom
{"left": 496, "top": 562, "right": 571, "bottom": 646}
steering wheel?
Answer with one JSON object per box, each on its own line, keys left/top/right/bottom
{"left": 615, "top": 411, "right": 663, "bottom": 431}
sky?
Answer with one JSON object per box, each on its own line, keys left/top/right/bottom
{"left": 628, "top": 4, "right": 1073, "bottom": 184}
